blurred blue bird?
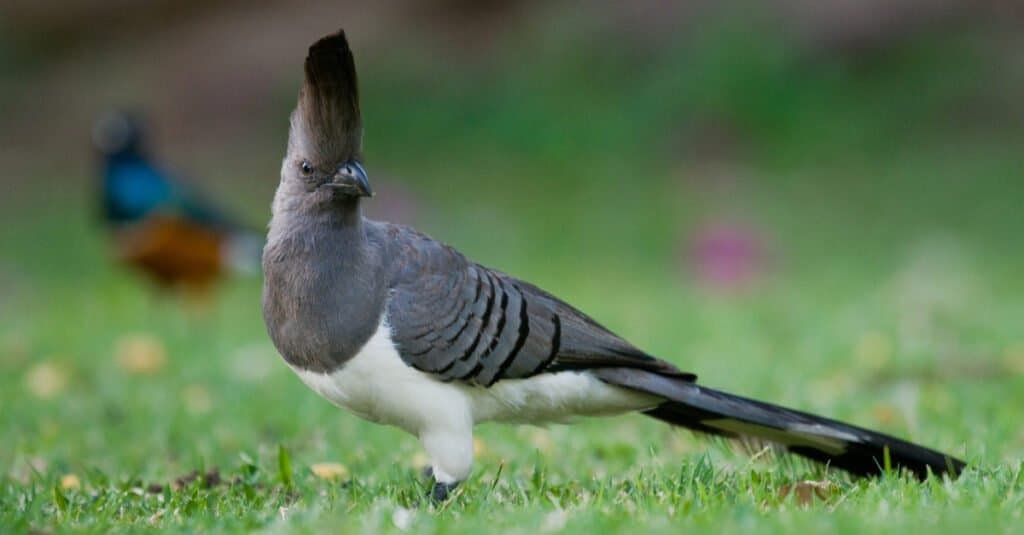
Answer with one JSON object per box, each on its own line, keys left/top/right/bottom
{"left": 93, "top": 111, "right": 262, "bottom": 290}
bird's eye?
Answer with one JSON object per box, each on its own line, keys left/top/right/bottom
{"left": 300, "top": 160, "right": 313, "bottom": 175}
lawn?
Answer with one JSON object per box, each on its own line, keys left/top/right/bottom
{"left": 1, "top": 21, "right": 1023, "bottom": 533}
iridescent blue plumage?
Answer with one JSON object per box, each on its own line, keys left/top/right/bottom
{"left": 96, "top": 115, "right": 229, "bottom": 228}
{"left": 103, "top": 155, "right": 173, "bottom": 223}
{"left": 93, "top": 111, "right": 262, "bottom": 288}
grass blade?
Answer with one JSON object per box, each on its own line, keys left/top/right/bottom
{"left": 278, "top": 445, "right": 293, "bottom": 487}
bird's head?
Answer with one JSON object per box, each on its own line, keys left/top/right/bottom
{"left": 92, "top": 110, "right": 146, "bottom": 159}
{"left": 280, "top": 30, "right": 372, "bottom": 212}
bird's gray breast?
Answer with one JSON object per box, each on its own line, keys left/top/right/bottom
{"left": 261, "top": 232, "right": 386, "bottom": 373}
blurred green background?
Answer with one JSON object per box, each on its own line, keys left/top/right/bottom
{"left": 1, "top": 1, "right": 1023, "bottom": 532}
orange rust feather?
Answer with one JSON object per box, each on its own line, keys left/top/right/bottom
{"left": 114, "top": 214, "right": 225, "bottom": 290}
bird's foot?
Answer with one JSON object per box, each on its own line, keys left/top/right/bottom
{"left": 430, "top": 480, "right": 459, "bottom": 502}
{"left": 422, "top": 465, "right": 459, "bottom": 503}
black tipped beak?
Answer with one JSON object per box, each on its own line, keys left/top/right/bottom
{"left": 329, "top": 160, "right": 373, "bottom": 198}
{"left": 354, "top": 162, "right": 373, "bottom": 197}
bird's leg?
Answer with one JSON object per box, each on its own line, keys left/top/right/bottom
{"left": 421, "top": 465, "right": 460, "bottom": 501}
{"left": 431, "top": 480, "right": 460, "bottom": 502}
{"left": 419, "top": 427, "right": 473, "bottom": 502}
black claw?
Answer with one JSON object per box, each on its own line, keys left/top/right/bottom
{"left": 430, "top": 481, "right": 459, "bottom": 502}
{"left": 421, "top": 465, "right": 434, "bottom": 480}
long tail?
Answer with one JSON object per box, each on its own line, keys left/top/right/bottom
{"left": 593, "top": 368, "right": 965, "bottom": 479}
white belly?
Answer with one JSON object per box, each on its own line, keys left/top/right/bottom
{"left": 288, "top": 316, "right": 660, "bottom": 436}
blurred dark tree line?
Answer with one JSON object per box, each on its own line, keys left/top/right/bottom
{"left": 2, "top": 0, "right": 1021, "bottom": 201}
{"left": 4, "top": 0, "right": 1024, "bottom": 60}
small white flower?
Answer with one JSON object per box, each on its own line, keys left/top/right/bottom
{"left": 391, "top": 506, "right": 414, "bottom": 531}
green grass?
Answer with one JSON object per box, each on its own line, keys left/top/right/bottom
{"left": 2, "top": 22, "right": 1023, "bottom": 533}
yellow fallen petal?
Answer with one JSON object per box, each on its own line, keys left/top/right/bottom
{"left": 115, "top": 334, "right": 167, "bottom": 375}
{"left": 310, "top": 462, "right": 349, "bottom": 480}
{"left": 410, "top": 452, "right": 430, "bottom": 470}
{"left": 60, "top": 473, "right": 81, "bottom": 490}
{"left": 855, "top": 331, "right": 892, "bottom": 370}
{"left": 182, "top": 385, "right": 213, "bottom": 414}
{"left": 528, "top": 429, "right": 553, "bottom": 454}
{"left": 25, "top": 361, "right": 68, "bottom": 399}
{"left": 871, "top": 404, "right": 899, "bottom": 426}
{"left": 10, "top": 457, "right": 48, "bottom": 484}
{"left": 777, "top": 480, "right": 834, "bottom": 506}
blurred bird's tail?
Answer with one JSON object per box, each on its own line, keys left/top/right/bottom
{"left": 593, "top": 368, "right": 965, "bottom": 479}
{"left": 225, "top": 231, "right": 265, "bottom": 275}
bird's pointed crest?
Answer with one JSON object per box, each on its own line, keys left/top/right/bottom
{"left": 296, "top": 30, "right": 362, "bottom": 162}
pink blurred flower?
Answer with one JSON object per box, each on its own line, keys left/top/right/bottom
{"left": 687, "top": 221, "right": 769, "bottom": 292}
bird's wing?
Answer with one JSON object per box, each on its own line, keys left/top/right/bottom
{"left": 165, "top": 175, "right": 246, "bottom": 232}
{"left": 381, "top": 224, "right": 695, "bottom": 386}
{"left": 104, "top": 159, "right": 241, "bottom": 232}
{"left": 378, "top": 224, "right": 966, "bottom": 480}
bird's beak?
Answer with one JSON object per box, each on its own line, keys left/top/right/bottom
{"left": 327, "top": 160, "right": 373, "bottom": 198}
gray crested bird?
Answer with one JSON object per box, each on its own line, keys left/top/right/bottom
{"left": 262, "top": 30, "right": 965, "bottom": 501}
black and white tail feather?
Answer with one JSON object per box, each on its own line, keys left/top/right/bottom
{"left": 595, "top": 368, "right": 964, "bottom": 479}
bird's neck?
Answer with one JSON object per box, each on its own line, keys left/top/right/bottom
{"left": 309, "top": 199, "right": 364, "bottom": 245}
{"left": 324, "top": 198, "right": 363, "bottom": 229}
{"left": 268, "top": 197, "right": 367, "bottom": 255}
{"left": 261, "top": 196, "right": 384, "bottom": 374}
